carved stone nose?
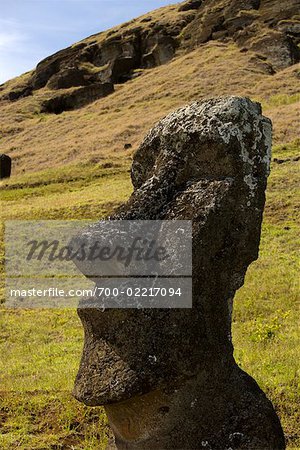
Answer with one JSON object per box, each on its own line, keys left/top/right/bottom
{"left": 73, "top": 96, "right": 285, "bottom": 450}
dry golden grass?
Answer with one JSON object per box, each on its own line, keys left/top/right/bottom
{"left": 0, "top": 2, "right": 299, "bottom": 448}
{"left": 0, "top": 41, "right": 299, "bottom": 176}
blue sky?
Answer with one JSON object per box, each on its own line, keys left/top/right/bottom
{"left": 0, "top": 0, "right": 175, "bottom": 84}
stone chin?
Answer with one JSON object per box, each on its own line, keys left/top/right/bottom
{"left": 72, "top": 306, "right": 211, "bottom": 406}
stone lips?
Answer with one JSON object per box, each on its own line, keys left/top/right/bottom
{"left": 73, "top": 97, "right": 285, "bottom": 448}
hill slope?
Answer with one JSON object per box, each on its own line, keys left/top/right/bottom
{"left": 0, "top": 1, "right": 299, "bottom": 449}
{"left": 0, "top": 0, "right": 299, "bottom": 175}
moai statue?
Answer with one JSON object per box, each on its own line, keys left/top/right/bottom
{"left": 73, "top": 97, "right": 285, "bottom": 449}
{"left": 0, "top": 154, "right": 12, "bottom": 179}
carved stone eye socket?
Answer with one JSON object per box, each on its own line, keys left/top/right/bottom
{"left": 131, "top": 97, "right": 270, "bottom": 194}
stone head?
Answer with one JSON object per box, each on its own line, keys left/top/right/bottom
{"left": 73, "top": 96, "right": 272, "bottom": 407}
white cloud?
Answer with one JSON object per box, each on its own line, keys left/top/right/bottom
{"left": 0, "top": 32, "right": 22, "bottom": 49}
{"left": 0, "top": 1, "right": 174, "bottom": 84}
{"left": 0, "top": 20, "right": 43, "bottom": 84}
{"left": 0, "top": 15, "right": 93, "bottom": 84}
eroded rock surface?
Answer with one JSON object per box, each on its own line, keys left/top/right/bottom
{"left": 1, "top": 0, "right": 299, "bottom": 112}
{"left": 40, "top": 83, "right": 114, "bottom": 114}
{"left": 182, "top": 0, "right": 300, "bottom": 71}
{"left": 73, "top": 97, "right": 285, "bottom": 449}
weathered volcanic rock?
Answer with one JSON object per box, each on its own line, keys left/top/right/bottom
{"left": 0, "top": 154, "right": 12, "bottom": 179}
{"left": 40, "top": 83, "right": 114, "bottom": 114}
{"left": 277, "top": 19, "right": 300, "bottom": 44}
{"left": 224, "top": 0, "right": 260, "bottom": 19}
{"left": 178, "top": 0, "right": 202, "bottom": 12}
{"left": 224, "top": 10, "right": 260, "bottom": 34}
{"left": 181, "top": 0, "right": 300, "bottom": 71}
{"left": 142, "top": 34, "right": 176, "bottom": 67}
{"left": 73, "top": 97, "right": 285, "bottom": 449}
{"left": 2, "top": 0, "right": 300, "bottom": 108}
{"left": 46, "top": 67, "right": 97, "bottom": 89}
{"left": 110, "top": 56, "right": 137, "bottom": 82}
{"left": 2, "top": 86, "right": 32, "bottom": 101}
{"left": 247, "top": 29, "right": 300, "bottom": 70}
{"left": 31, "top": 43, "right": 88, "bottom": 90}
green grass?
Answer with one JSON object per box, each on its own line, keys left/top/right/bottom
{"left": 272, "top": 139, "right": 300, "bottom": 160}
{"left": 0, "top": 160, "right": 132, "bottom": 222}
{"left": 0, "top": 391, "right": 109, "bottom": 449}
{"left": 0, "top": 142, "right": 299, "bottom": 449}
{"left": 232, "top": 140, "right": 300, "bottom": 448}
{"left": 0, "top": 162, "right": 133, "bottom": 449}
{"left": 266, "top": 94, "right": 299, "bottom": 107}
{"left": 233, "top": 222, "right": 300, "bottom": 447}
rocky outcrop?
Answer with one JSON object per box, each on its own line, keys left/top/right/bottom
{"left": 1, "top": 0, "right": 299, "bottom": 110}
{"left": 0, "top": 154, "right": 12, "bottom": 179}
{"left": 277, "top": 19, "right": 300, "bottom": 44}
{"left": 2, "top": 86, "right": 32, "bottom": 101}
{"left": 31, "top": 43, "right": 88, "bottom": 90}
{"left": 246, "top": 30, "right": 300, "bottom": 71}
{"left": 181, "top": 0, "right": 300, "bottom": 71}
{"left": 73, "top": 97, "right": 285, "bottom": 449}
{"left": 142, "top": 34, "right": 176, "bottom": 68}
{"left": 26, "top": 23, "right": 180, "bottom": 93}
{"left": 178, "top": 0, "right": 203, "bottom": 12}
{"left": 40, "top": 83, "right": 114, "bottom": 114}
{"left": 46, "top": 67, "right": 97, "bottom": 89}
{"left": 2, "top": 19, "right": 182, "bottom": 111}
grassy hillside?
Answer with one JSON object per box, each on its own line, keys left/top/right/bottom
{"left": 0, "top": 42, "right": 299, "bottom": 175}
{"left": 0, "top": 0, "right": 299, "bottom": 448}
{"left": 0, "top": 141, "right": 299, "bottom": 449}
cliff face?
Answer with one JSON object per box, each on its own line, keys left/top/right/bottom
{"left": 0, "top": 0, "right": 299, "bottom": 175}
{"left": 1, "top": 0, "right": 299, "bottom": 113}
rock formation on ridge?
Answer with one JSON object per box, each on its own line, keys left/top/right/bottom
{"left": 1, "top": 0, "right": 299, "bottom": 113}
